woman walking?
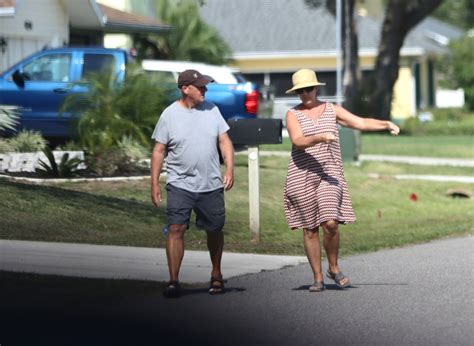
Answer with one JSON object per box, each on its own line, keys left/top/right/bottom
{"left": 283, "top": 69, "right": 399, "bottom": 292}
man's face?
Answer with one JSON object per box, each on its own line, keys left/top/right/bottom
{"left": 183, "top": 84, "right": 207, "bottom": 103}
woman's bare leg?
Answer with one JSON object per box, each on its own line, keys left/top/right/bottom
{"left": 303, "top": 228, "right": 323, "bottom": 282}
{"left": 322, "top": 220, "right": 349, "bottom": 286}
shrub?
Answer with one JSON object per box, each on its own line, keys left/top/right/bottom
{"left": 35, "top": 147, "right": 82, "bottom": 178}
{"left": 0, "top": 138, "right": 13, "bottom": 153}
{"left": 431, "top": 107, "right": 471, "bottom": 121}
{"left": 55, "top": 141, "right": 83, "bottom": 151}
{"left": 401, "top": 109, "right": 474, "bottom": 136}
{"left": 8, "top": 130, "right": 47, "bottom": 152}
{"left": 86, "top": 144, "right": 149, "bottom": 177}
{"left": 85, "top": 149, "right": 123, "bottom": 177}
{"left": 117, "top": 136, "right": 150, "bottom": 162}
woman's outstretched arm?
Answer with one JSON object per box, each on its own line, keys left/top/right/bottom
{"left": 334, "top": 104, "right": 400, "bottom": 135}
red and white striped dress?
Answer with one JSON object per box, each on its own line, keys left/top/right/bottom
{"left": 283, "top": 103, "right": 356, "bottom": 230}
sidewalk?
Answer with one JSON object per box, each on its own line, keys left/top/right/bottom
{"left": 359, "top": 154, "right": 474, "bottom": 167}
{"left": 0, "top": 239, "right": 307, "bottom": 283}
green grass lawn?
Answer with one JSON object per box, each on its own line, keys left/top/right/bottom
{"left": 1, "top": 155, "right": 472, "bottom": 256}
{"left": 260, "top": 134, "right": 474, "bottom": 159}
{"left": 360, "top": 134, "right": 474, "bottom": 158}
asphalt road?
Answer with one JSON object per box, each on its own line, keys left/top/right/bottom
{"left": 2, "top": 235, "right": 472, "bottom": 346}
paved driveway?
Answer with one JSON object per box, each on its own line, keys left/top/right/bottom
{"left": 2, "top": 235, "right": 473, "bottom": 345}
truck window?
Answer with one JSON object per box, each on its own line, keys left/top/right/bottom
{"left": 81, "top": 54, "right": 116, "bottom": 80}
{"left": 23, "top": 54, "right": 71, "bottom": 82}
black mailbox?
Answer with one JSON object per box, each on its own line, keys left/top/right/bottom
{"left": 227, "top": 119, "right": 283, "bottom": 146}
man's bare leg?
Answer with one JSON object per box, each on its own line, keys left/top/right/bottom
{"left": 207, "top": 231, "right": 224, "bottom": 292}
{"left": 166, "top": 224, "right": 187, "bottom": 282}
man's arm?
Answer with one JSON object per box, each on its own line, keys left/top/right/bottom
{"left": 218, "top": 132, "right": 234, "bottom": 190}
{"left": 150, "top": 142, "right": 167, "bottom": 207}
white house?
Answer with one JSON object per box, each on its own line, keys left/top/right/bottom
{"left": 0, "top": 0, "right": 168, "bottom": 73}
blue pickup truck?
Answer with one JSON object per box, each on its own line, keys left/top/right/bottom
{"left": 0, "top": 47, "right": 259, "bottom": 138}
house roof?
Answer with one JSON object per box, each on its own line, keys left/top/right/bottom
{"left": 0, "top": 0, "right": 170, "bottom": 34}
{"left": 62, "top": 0, "right": 107, "bottom": 29}
{"left": 64, "top": 0, "right": 169, "bottom": 34}
{"left": 97, "top": 3, "right": 169, "bottom": 33}
{"left": 0, "top": 0, "right": 15, "bottom": 6}
{"left": 0, "top": 0, "right": 15, "bottom": 16}
{"left": 199, "top": 0, "right": 462, "bottom": 59}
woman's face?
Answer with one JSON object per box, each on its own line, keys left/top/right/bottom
{"left": 296, "top": 86, "right": 317, "bottom": 104}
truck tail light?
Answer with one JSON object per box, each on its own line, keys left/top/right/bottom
{"left": 245, "top": 90, "right": 259, "bottom": 115}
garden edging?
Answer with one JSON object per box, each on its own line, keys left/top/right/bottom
{"left": 0, "top": 151, "right": 85, "bottom": 173}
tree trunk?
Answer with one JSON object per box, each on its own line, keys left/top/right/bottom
{"left": 369, "top": 0, "right": 443, "bottom": 120}
{"left": 320, "top": 0, "right": 359, "bottom": 110}
{"left": 342, "top": 0, "right": 358, "bottom": 111}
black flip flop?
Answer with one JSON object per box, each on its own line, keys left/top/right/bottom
{"left": 163, "top": 280, "right": 181, "bottom": 298}
{"left": 209, "top": 276, "right": 225, "bottom": 294}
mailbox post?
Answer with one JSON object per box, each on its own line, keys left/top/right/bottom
{"left": 247, "top": 145, "right": 260, "bottom": 242}
{"left": 227, "top": 119, "right": 283, "bottom": 243}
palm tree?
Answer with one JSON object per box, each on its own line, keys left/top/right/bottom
{"left": 60, "top": 65, "right": 171, "bottom": 153}
{"left": 134, "top": 0, "right": 233, "bottom": 65}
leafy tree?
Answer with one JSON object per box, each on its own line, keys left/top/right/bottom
{"left": 306, "top": 1, "right": 449, "bottom": 119}
{"left": 443, "top": 35, "right": 474, "bottom": 110}
{"left": 432, "top": 0, "right": 474, "bottom": 30}
{"left": 451, "top": 35, "right": 474, "bottom": 110}
{"left": 134, "top": 0, "right": 233, "bottom": 65}
{"left": 368, "top": 0, "right": 443, "bottom": 120}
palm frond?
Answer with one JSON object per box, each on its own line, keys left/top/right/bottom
{"left": 0, "top": 105, "right": 20, "bottom": 132}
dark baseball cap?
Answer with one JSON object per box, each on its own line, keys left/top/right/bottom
{"left": 177, "top": 69, "right": 214, "bottom": 88}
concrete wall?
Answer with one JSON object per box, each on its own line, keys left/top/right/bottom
{"left": 392, "top": 66, "right": 415, "bottom": 119}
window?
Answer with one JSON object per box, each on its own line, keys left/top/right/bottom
{"left": 23, "top": 54, "right": 71, "bottom": 82}
{"left": 81, "top": 54, "right": 116, "bottom": 80}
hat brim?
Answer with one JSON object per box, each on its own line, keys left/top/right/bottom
{"left": 192, "top": 75, "right": 215, "bottom": 87}
{"left": 285, "top": 81, "right": 326, "bottom": 94}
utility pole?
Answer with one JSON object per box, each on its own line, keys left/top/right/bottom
{"left": 336, "top": 0, "right": 342, "bottom": 106}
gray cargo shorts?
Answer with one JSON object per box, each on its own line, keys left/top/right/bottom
{"left": 166, "top": 184, "right": 225, "bottom": 233}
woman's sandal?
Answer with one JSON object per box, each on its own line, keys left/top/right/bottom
{"left": 309, "top": 280, "right": 325, "bottom": 292}
{"left": 326, "top": 270, "right": 351, "bottom": 288}
{"left": 209, "top": 276, "right": 225, "bottom": 294}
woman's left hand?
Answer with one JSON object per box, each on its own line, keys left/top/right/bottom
{"left": 387, "top": 121, "right": 400, "bottom": 136}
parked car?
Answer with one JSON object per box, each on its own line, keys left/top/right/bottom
{"left": 0, "top": 47, "right": 259, "bottom": 139}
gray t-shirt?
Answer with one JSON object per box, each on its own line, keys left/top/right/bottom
{"left": 152, "top": 101, "right": 230, "bottom": 192}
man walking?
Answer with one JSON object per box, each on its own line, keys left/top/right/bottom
{"left": 151, "top": 69, "right": 234, "bottom": 298}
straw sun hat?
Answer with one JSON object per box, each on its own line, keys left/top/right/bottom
{"left": 285, "top": 69, "right": 326, "bottom": 94}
